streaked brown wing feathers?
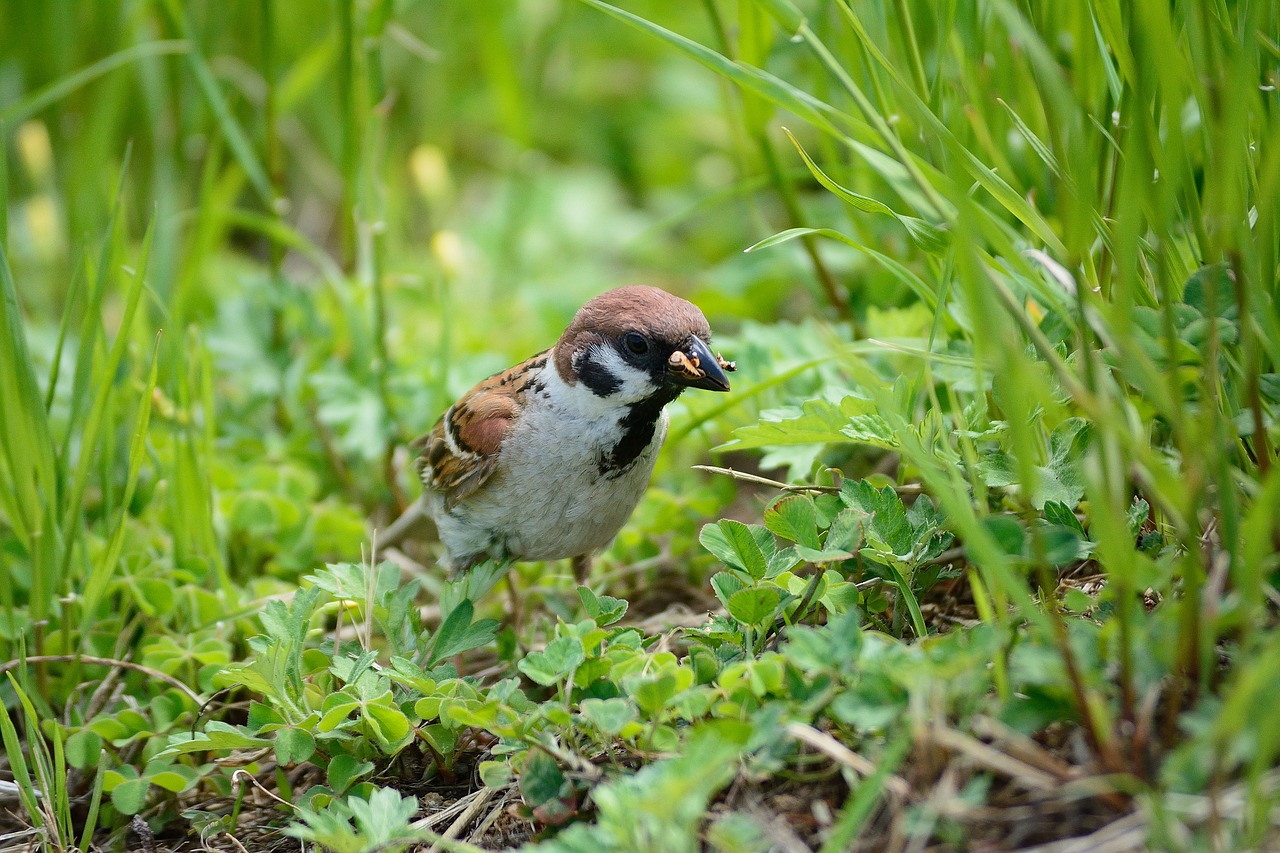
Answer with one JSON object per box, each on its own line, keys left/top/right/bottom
{"left": 413, "top": 383, "right": 522, "bottom": 509}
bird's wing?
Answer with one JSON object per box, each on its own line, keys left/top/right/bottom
{"left": 415, "top": 390, "right": 518, "bottom": 509}
{"left": 413, "top": 352, "right": 549, "bottom": 509}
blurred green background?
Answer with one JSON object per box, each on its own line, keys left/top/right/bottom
{"left": 2, "top": 0, "right": 821, "bottom": 330}
{"left": 0, "top": 0, "right": 837, "bottom": 518}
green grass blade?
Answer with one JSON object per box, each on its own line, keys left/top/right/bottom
{"left": 746, "top": 227, "right": 938, "bottom": 308}
{"left": 159, "top": 0, "right": 275, "bottom": 207}
{"left": 0, "top": 40, "right": 191, "bottom": 126}
{"left": 220, "top": 207, "right": 346, "bottom": 290}
{"left": 834, "top": 1, "right": 1067, "bottom": 255}
{"left": 996, "top": 98, "right": 1062, "bottom": 178}
{"left": 80, "top": 332, "right": 162, "bottom": 633}
{"left": 576, "top": 0, "right": 873, "bottom": 145}
{"left": 58, "top": 213, "right": 156, "bottom": 585}
{"left": 782, "top": 129, "right": 949, "bottom": 254}
{"left": 168, "top": 328, "right": 224, "bottom": 588}
{"left": 50, "top": 714, "right": 72, "bottom": 843}
{"left": 0, "top": 240, "right": 61, "bottom": 627}
{"left": 0, "top": 674, "right": 44, "bottom": 829}
{"left": 43, "top": 259, "right": 85, "bottom": 413}
{"left": 9, "top": 672, "right": 59, "bottom": 832}
{"left": 62, "top": 147, "right": 132, "bottom": 469}
{"left": 0, "top": 118, "right": 7, "bottom": 249}
{"left": 78, "top": 749, "right": 109, "bottom": 852}
{"left": 820, "top": 729, "right": 911, "bottom": 851}
{"left": 882, "top": 562, "right": 928, "bottom": 639}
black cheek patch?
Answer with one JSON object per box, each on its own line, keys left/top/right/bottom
{"left": 577, "top": 353, "right": 623, "bottom": 398}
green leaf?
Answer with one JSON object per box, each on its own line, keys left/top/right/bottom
{"left": 1045, "top": 418, "right": 1091, "bottom": 508}
{"left": 520, "top": 748, "right": 572, "bottom": 814}
{"left": 387, "top": 657, "right": 438, "bottom": 695}
{"left": 364, "top": 701, "right": 412, "bottom": 752}
{"left": 764, "top": 495, "right": 822, "bottom": 549}
{"left": 723, "top": 396, "right": 882, "bottom": 451}
{"left": 1036, "top": 524, "right": 1088, "bottom": 566}
{"left": 829, "top": 673, "right": 908, "bottom": 731}
{"left": 145, "top": 764, "right": 199, "bottom": 794}
{"left": 1258, "top": 374, "right": 1280, "bottom": 405}
{"left": 628, "top": 671, "right": 679, "bottom": 716}
{"left": 66, "top": 729, "right": 103, "bottom": 769}
{"left": 1126, "top": 499, "right": 1151, "bottom": 537}
{"left": 577, "top": 586, "right": 628, "bottom": 626}
{"left": 1042, "top": 501, "right": 1086, "bottom": 537}
{"left": 348, "top": 787, "right": 421, "bottom": 844}
{"left": 274, "top": 727, "right": 316, "bottom": 765}
{"left": 518, "top": 636, "right": 586, "bottom": 686}
{"left": 160, "top": 722, "right": 273, "bottom": 757}
{"left": 766, "top": 545, "right": 803, "bottom": 578}
{"left": 1063, "top": 588, "right": 1094, "bottom": 613}
{"left": 841, "top": 481, "right": 914, "bottom": 556}
{"left": 327, "top": 754, "right": 374, "bottom": 795}
{"left": 318, "top": 694, "right": 362, "bottom": 732}
{"left": 794, "top": 544, "right": 856, "bottom": 564}
{"left": 428, "top": 599, "right": 500, "bottom": 666}
{"left": 445, "top": 700, "right": 500, "bottom": 730}
{"left": 1182, "top": 263, "right": 1237, "bottom": 321}
{"left": 110, "top": 777, "right": 149, "bottom": 815}
{"left": 420, "top": 724, "right": 459, "bottom": 758}
{"left": 700, "top": 520, "right": 773, "bottom": 579}
{"left": 982, "top": 515, "right": 1027, "bottom": 558}
{"left": 579, "top": 697, "right": 638, "bottom": 735}
{"left": 708, "top": 812, "right": 769, "bottom": 853}
{"left": 710, "top": 571, "right": 747, "bottom": 610}
{"left": 826, "top": 508, "right": 868, "bottom": 552}
{"left": 842, "top": 413, "right": 900, "bottom": 448}
{"left": 727, "top": 587, "right": 782, "bottom": 627}
{"left": 246, "top": 701, "right": 286, "bottom": 732}
{"left": 479, "top": 760, "right": 515, "bottom": 788}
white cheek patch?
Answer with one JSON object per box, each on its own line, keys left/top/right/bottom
{"left": 586, "top": 345, "right": 656, "bottom": 403}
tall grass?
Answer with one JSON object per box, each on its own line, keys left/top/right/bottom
{"left": 586, "top": 0, "right": 1280, "bottom": 836}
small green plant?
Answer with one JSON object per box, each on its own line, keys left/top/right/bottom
{"left": 286, "top": 787, "right": 425, "bottom": 853}
{"left": 158, "top": 563, "right": 499, "bottom": 810}
{"left": 697, "top": 478, "right": 953, "bottom": 645}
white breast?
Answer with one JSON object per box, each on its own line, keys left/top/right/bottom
{"left": 428, "top": 361, "right": 668, "bottom": 565}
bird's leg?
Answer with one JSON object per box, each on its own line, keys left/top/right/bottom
{"left": 504, "top": 571, "right": 522, "bottom": 634}
{"left": 571, "top": 554, "right": 592, "bottom": 585}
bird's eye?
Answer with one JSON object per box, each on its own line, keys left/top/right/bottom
{"left": 623, "top": 332, "right": 650, "bottom": 355}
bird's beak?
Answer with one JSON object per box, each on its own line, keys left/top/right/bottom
{"left": 666, "top": 336, "right": 735, "bottom": 392}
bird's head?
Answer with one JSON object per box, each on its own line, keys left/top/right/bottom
{"left": 554, "top": 286, "right": 735, "bottom": 406}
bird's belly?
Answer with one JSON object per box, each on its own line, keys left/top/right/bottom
{"left": 486, "top": 461, "right": 652, "bottom": 560}
{"left": 435, "top": 412, "right": 667, "bottom": 565}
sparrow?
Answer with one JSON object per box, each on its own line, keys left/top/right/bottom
{"left": 376, "top": 285, "right": 735, "bottom": 581}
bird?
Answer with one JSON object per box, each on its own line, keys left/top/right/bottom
{"left": 376, "top": 285, "right": 735, "bottom": 583}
